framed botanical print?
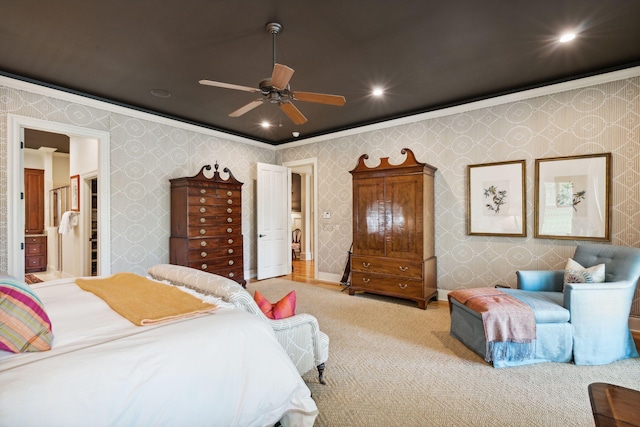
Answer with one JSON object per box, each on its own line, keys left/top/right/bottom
{"left": 70, "top": 174, "right": 80, "bottom": 212}
{"left": 534, "top": 153, "right": 611, "bottom": 240}
{"left": 467, "top": 160, "right": 526, "bottom": 237}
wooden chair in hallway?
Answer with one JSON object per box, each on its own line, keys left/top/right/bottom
{"left": 291, "top": 228, "right": 301, "bottom": 260}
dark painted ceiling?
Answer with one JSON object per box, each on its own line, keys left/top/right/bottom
{"left": 2, "top": 1, "right": 639, "bottom": 145}
{"left": 24, "top": 129, "right": 70, "bottom": 154}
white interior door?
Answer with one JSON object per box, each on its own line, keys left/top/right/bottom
{"left": 256, "top": 162, "right": 290, "bottom": 280}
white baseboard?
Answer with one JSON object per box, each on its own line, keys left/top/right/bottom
{"left": 318, "top": 272, "right": 342, "bottom": 283}
{"left": 437, "top": 289, "right": 450, "bottom": 301}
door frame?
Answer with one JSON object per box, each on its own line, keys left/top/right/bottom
{"left": 7, "top": 114, "right": 111, "bottom": 280}
{"left": 282, "top": 157, "right": 318, "bottom": 279}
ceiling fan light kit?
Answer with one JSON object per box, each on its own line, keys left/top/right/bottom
{"left": 199, "top": 22, "right": 346, "bottom": 126}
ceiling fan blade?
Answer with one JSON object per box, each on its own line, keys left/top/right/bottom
{"left": 199, "top": 79, "right": 260, "bottom": 93}
{"left": 292, "top": 91, "right": 346, "bottom": 106}
{"left": 229, "top": 99, "right": 264, "bottom": 117}
{"left": 271, "top": 63, "right": 295, "bottom": 90}
{"left": 280, "top": 102, "right": 308, "bottom": 125}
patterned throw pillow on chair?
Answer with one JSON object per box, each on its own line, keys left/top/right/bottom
{"left": 253, "top": 290, "right": 296, "bottom": 319}
{"left": 564, "top": 258, "right": 605, "bottom": 285}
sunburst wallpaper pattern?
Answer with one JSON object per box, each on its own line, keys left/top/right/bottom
{"left": 0, "top": 75, "right": 639, "bottom": 315}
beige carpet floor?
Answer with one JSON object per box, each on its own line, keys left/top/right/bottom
{"left": 248, "top": 278, "right": 640, "bottom": 427}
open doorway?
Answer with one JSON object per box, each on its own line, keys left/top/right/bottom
{"left": 23, "top": 129, "right": 99, "bottom": 281}
{"left": 7, "top": 114, "right": 111, "bottom": 281}
{"left": 283, "top": 158, "right": 318, "bottom": 280}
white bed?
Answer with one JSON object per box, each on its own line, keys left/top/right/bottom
{"left": 0, "top": 277, "right": 318, "bottom": 427}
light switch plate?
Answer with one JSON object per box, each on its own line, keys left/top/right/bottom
{"left": 323, "top": 211, "right": 331, "bottom": 219}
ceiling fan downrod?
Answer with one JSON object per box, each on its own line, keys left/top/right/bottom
{"left": 266, "top": 22, "right": 282, "bottom": 69}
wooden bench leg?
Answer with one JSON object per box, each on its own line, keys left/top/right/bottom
{"left": 317, "top": 363, "right": 326, "bottom": 385}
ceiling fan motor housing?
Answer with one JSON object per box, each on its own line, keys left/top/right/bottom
{"left": 266, "top": 22, "right": 282, "bottom": 34}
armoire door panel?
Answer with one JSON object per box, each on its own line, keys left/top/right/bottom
{"left": 385, "top": 174, "right": 423, "bottom": 259}
{"left": 352, "top": 177, "right": 385, "bottom": 256}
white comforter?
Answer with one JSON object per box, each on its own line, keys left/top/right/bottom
{"left": 0, "top": 278, "right": 318, "bottom": 427}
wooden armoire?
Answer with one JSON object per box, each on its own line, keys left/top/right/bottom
{"left": 169, "top": 164, "right": 246, "bottom": 287}
{"left": 348, "top": 148, "right": 437, "bottom": 309}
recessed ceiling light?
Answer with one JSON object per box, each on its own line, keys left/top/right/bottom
{"left": 150, "top": 89, "right": 171, "bottom": 98}
{"left": 292, "top": 131, "right": 300, "bottom": 137}
{"left": 261, "top": 121, "right": 271, "bottom": 128}
{"left": 559, "top": 32, "right": 576, "bottom": 43}
{"left": 372, "top": 87, "right": 384, "bottom": 97}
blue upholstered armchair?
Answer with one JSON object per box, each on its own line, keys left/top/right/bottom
{"left": 449, "top": 244, "right": 640, "bottom": 367}
{"left": 516, "top": 244, "right": 640, "bottom": 365}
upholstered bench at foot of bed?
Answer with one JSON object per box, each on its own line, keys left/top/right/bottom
{"left": 449, "top": 290, "right": 573, "bottom": 367}
{"left": 147, "top": 264, "right": 330, "bottom": 383}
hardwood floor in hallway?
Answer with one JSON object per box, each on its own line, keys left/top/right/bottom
{"left": 287, "top": 259, "right": 315, "bottom": 283}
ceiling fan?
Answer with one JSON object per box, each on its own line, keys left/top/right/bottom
{"left": 199, "top": 22, "right": 346, "bottom": 125}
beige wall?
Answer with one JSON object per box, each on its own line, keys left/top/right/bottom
{"left": 277, "top": 75, "right": 640, "bottom": 311}
{"left": 0, "top": 79, "right": 276, "bottom": 278}
{"left": 1, "top": 72, "right": 639, "bottom": 316}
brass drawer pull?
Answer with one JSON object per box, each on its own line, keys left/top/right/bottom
{"left": 228, "top": 260, "right": 234, "bottom": 265}
{"left": 228, "top": 248, "right": 234, "bottom": 254}
{"left": 227, "top": 199, "right": 233, "bottom": 204}
{"left": 200, "top": 197, "right": 206, "bottom": 203}
{"left": 227, "top": 217, "right": 233, "bottom": 223}
{"left": 228, "top": 239, "right": 234, "bottom": 244}
{"left": 399, "top": 266, "right": 408, "bottom": 272}
{"left": 227, "top": 227, "right": 233, "bottom": 233}
{"left": 398, "top": 283, "right": 408, "bottom": 289}
{"left": 200, "top": 188, "right": 206, "bottom": 194}
{"left": 227, "top": 191, "right": 233, "bottom": 196}
{"left": 200, "top": 207, "right": 206, "bottom": 213}
{"left": 201, "top": 263, "right": 208, "bottom": 270}
{"left": 199, "top": 229, "right": 206, "bottom": 235}
{"left": 200, "top": 218, "right": 206, "bottom": 223}
{"left": 227, "top": 208, "right": 232, "bottom": 213}
{"left": 362, "top": 262, "right": 371, "bottom": 268}
{"left": 229, "top": 272, "right": 235, "bottom": 278}
{"left": 200, "top": 251, "right": 207, "bottom": 257}
{"left": 200, "top": 241, "right": 207, "bottom": 247}
{"left": 362, "top": 277, "right": 370, "bottom": 283}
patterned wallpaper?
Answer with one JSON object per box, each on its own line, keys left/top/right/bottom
{"left": 277, "top": 76, "right": 640, "bottom": 312}
{"left": 0, "top": 83, "right": 275, "bottom": 278}
{"left": 0, "top": 74, "right": 638, "bottom": 315}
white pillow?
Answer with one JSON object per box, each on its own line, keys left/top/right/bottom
{"left": 564, "top": 258, "right": 605, "bottom": 285}
{"left": 147, "top": 264, "right": 261, "bottom": 315}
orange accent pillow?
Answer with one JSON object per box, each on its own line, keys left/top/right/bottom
{"left": 253, "top": 290, "right": 296, "bottom": 319}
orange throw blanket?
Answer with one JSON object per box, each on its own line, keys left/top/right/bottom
{"left": 76, "top": 273, "right": 217, "bottom": 326}
{"left": 448, "top": 287, "right": 536, "bottom": 362}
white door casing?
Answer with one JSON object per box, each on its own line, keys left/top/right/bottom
{"left": 256, "top": 162, "right": 291, "bottom": 280}
{"left": 282, "top": 157, "right": 318, "bottom": 279}
{"left": 7, "top": 114, "right": 111, "bottom": 280}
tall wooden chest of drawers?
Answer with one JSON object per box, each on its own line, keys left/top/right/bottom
{"left": 169, "top": 164, "right": 246, "bottom": 287}
{"left": 348, "top": 148, "right": 437, "bottom": 309}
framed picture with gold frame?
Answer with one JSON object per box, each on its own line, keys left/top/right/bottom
{"left": 70, "top": 174, "right": 80, "bottom": 212}
{"left": 467, "top": 160, "right": 526, "bottom": 237}
{"left": 534, "top": 153, "right": 611, "bottom": 241}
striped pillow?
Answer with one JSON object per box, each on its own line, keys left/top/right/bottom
{"left": 0, "top": 278, "right": 53, "bottom": 353}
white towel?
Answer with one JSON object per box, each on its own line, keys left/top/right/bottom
{"left": 58, "top": 211, "right": 79, "bottom": 234}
